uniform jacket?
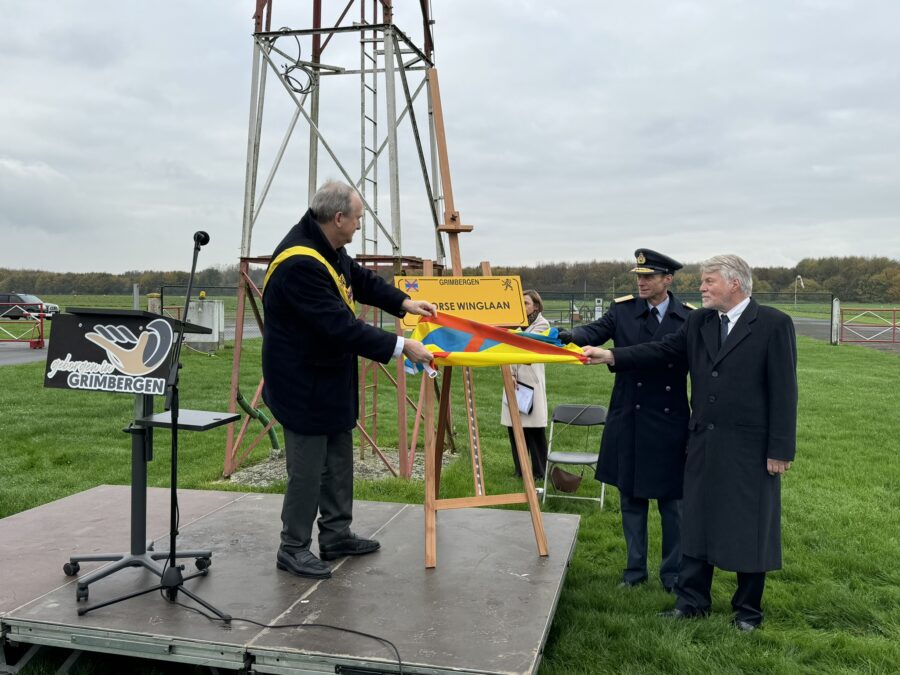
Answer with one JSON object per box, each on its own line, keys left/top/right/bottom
{"left": 501, "top": 313, "right": 550, "bottom": 428}
{"left": 572, "top": 293, "right": 692, "bottom": 499}
{"left": 262, "top": 209, "right": 409, "bottom": 435}
{"left": 612, "top": 299, "right": 798, "bottom": 572}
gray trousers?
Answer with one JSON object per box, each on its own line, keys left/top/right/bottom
{"left": 620, "top": 493, "right": 682, "bottom": 587}
{"left": 280, "top": 428, "right": 354, "bottom": 553}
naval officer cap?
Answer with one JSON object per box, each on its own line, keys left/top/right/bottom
{"left": 630, "top": 249, "right": 684, "bottom": 275}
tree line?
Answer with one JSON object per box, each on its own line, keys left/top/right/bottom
{"left": 1, "top": 256, "right": 898, "bottom": 302}
{"left": 0, "top": 267, "right": 244, "bottom": 297}
{"left": 477, "top": 256, "right": 900, "bottom": 302}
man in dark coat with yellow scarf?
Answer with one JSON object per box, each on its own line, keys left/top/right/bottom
{"left": 582, "top": 254, "right": 797, "bottom": 631}
{"left": 263, "top": 180, "right": 435, "bottom": 580}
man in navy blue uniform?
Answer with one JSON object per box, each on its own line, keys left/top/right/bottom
{"left": 583, "top": 255, "right": 797, "bottom": 630}
{"left": 263, "top": 180, "right": 435, "bottom": 580}
{"left": 562, "top": 249, "right": 692, "bottom": 592}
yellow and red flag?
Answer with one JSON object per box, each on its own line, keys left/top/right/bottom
{"left": 406, "top": 312, "right": 587, "bottom": 373}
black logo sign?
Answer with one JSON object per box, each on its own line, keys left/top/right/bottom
{"left": 44, "top": 313, "right": 174, "bottom": 395}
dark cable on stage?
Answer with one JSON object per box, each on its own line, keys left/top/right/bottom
{"left": 170, "top": 599, "right": 404, "bottom": 673}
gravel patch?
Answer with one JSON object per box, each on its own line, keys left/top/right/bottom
{"left": 227, "top": 447, "right": 457, "bottom": 488}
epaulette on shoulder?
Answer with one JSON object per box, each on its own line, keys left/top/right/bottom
{"left": 683, "top": 301, "right": 697, "bottom": 310}
{"left": 613, "top": 294, "right": 635, "bottom": 303}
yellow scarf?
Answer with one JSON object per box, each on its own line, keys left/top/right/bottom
{"left": 263, "top": 246, "right": 356, "bottom": 313}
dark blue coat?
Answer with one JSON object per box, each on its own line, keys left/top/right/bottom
{"left": 262, "top": 209, "right": 409, "bottom": 435}
{"left": 612, "top": 300, "right": 798, "bottom": 572}
{"left": 572, "top": 293, "right": 692, "bottom": 499}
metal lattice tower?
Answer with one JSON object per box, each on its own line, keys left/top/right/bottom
{"left": 225, "top": 0, "right": 468, "bottom": 477}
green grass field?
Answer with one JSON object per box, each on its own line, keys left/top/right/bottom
{"left": 1, "top": 336, "right": 898, "bottom": 673}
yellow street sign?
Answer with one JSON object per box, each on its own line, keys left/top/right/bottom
{"left": 395, "top": 276, "right": 526, "bottom": 328}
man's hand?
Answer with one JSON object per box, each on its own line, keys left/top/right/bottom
{"left": 403, "top": 339, "right": 433, "bottom": 364}
{"left": 402, "top": 299, "right": 436, "bottom": 317}
{"left": 557, "top": 329, "right": 574, "bottom": 344}
{"left": 583, "top": 346, "right": 615, "bottom": 365}
{"left": 767, "top": 459, "right": 792, "bottom": 476}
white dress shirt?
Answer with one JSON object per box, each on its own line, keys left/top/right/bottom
{"left": 719, "top": 296, "right": 752, "bottom": 336}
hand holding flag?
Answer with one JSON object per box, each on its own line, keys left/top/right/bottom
{"left": 404, "top": 312, "right": 588, "bottom": 374}
{"left": 402, "top": 298, "right": 437, "bottom": 317}
{"left": 403, "top": 338, "right": 434, "bottom": 365}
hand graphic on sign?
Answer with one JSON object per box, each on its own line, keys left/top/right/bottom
{"left": 84, "top": 318, "right": 173, "bottom": 376}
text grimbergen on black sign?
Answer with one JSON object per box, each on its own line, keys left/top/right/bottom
{"left": 44, "top": 310, "right": 179, "bottom": 396}
{"left": 394, "top": 276, "right": 526, "bottom": 328}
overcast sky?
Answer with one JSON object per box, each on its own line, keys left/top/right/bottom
{"left": 2, "top": 0, "right": 898, "bottom": 275}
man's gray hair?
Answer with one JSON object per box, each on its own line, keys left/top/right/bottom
{"left": 700, "top": 254, "right": 754, "bottom": 294}
{"left": 310, "top": 180, "right": 356, "bottom": 224}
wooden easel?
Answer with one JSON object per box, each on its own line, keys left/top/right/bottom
{"left": 421, "top": 69, "right": 548, "bottom": 567}
{"left": 422, "top": 314, "right": 550, "bottom": 567}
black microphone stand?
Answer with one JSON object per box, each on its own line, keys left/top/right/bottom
{"left": 156, "top": 231, "right": 231, "bottom": 620}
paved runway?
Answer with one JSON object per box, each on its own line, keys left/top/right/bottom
{"left": 0, "top": 342, "right": 51, "bottom": 367}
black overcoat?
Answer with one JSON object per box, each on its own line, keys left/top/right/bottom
{"left": 612, "top": 299, "right": 797, "bottom": 572}
{"left": 262, "top": 209, "right": 409, "bottom": 435}
{"left": 572, "top": 293, "right": 691, "bottom": 499}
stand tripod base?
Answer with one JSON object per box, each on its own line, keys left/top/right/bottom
{"left": 73, "top": 563, "right": 231, "bottom": 622}
{"left": 64, "top": 548, "right": 212, "bottom": 605}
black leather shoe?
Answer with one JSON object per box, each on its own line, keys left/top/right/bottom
{"left": 318, "top": 533, "right": 380, "bottom": 561}
{"left": 658, "top": 607, "right": 707, "bottom": 619}
{"left": 732, "top": 618, "right": 758, "bottom": 632}
{"left": 618, "top": 578, "right": 647, "bottom": 589}
{"left": 276, "top": 548, "right": 332, "bottom": 579}
{"left": 662, "top": 583, "right": 676, "bottom": 594}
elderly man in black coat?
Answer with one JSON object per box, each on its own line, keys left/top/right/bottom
{"left": 263, "top": 180, "right": 435, "bottom": 580}
{"left": 583, "top": 254, "right": 797, "bottom": 631}
{"left": 562, "top": 249, "right": 692, "bottom": 592}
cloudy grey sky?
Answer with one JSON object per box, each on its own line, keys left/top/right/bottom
{"left": 2, "top": 0, "right": 898, "bottom": 274}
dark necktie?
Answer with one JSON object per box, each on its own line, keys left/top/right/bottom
{"left": 719, "top": 314, "right": 730, "bottom": 348}
{"left": 644, "top": 306, "right": 659, "bottom": 337}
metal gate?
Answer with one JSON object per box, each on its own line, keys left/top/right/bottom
{"left": 840, "top": 308, "right": 899, "bottom": 345}
{"left": 0, "top": 302, "right": 47, "bottom": 349}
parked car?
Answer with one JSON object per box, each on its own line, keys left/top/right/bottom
{"left": 0, "top": 293, "right": 60, "bottom": 319}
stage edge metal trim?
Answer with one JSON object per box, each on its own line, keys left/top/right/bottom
{"left": 250, "top": 648, "right": 463, "bottom": 675}
{"left": 1, "top": 620, "right": 248, "bottom": 671}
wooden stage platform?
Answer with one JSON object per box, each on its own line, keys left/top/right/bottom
{"left": 0, "top": 486, "right": 579, "bottom": 674}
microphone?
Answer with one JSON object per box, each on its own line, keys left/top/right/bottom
{"left": 193, "top": 231, "right": 210, "bottom": 246}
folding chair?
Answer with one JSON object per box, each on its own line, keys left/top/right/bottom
{"left": 542, "top": 404, "right": 607, "bottom": 507}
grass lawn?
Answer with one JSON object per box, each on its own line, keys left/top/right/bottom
{"left": 1, "top": 336, "right": 898, "bottom": 673}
